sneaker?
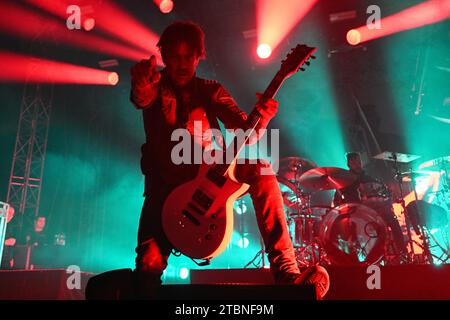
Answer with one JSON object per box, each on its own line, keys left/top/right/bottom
{"left": 279, "top": 266, "right": 330, "bottom": 300}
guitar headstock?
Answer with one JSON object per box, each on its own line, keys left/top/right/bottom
{"left": 279, "top": 44, "right": 316, "bottom": 78}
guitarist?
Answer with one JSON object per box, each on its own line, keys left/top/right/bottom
{"left": 130, "top": 21, "right": 329, "bottom": 299}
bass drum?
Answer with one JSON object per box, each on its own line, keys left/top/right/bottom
{"left": 318, "top": 203, "right": 387, "bottom": 266}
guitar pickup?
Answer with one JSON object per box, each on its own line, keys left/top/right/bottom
{"left": 182, "top": 209, "right": 200, "bottom": 226}
{"left": 192, "top": 189, "right": 213, "bottom": 210}
{"left": 206, "top": 168, "right": 226, "bottom": 187}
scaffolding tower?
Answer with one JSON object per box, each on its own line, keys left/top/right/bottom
{"left": 5, "top": 76, "right": 53, "bottom": 263}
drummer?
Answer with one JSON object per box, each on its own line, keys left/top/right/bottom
{"left": 333, "top": 152, "right": 407, "bottom": 256}
{"left": 333, "top": 152, "right": 377, "bottom": 206}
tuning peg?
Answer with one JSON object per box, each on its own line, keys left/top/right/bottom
{"left": 299, "top": 67, "right": 305, "bottom": 71}
{"left": 305, "top": 61, "right": 310, "bottom": 66}
{"left": 311, "top": 55, "right": 316, "bottom": 59}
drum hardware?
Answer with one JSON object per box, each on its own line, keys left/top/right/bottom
{"left": 275, "top": 157, "right": 317, "bottom": 182}
{"left": 415, "top": 156, "right": 450, "bottom": 264}
{"left": 405, "top": 200, "right": 449, "bottom": 264}
{"left": 419, "top": 156, "right": 450, "bottom": 210}
{"left": 276, "top": 159, "right": 336, "bottom": 267}
{"left": 405, "top": 172, "right": 443, "bottom": 264}
{"left": 298, "top": 167, "right": 357, "bottom": 191}
{"left": 358, "top": 181, "right": 391, "bottom": 202}
{"left": 244, "top": 237, "right": 267, "bottom": 269}
{"left": 275, "top": 152, "right": 450, "bottom": 267}
{"left": 373, "top": 151, "right": 421, "bottom": 164}
{"left": 279, "top": 153, "right": 448, "bottom": 266}
{"left": 317, "top": 203, "right": 388, "bottom": 266}
{"left": 290, "top": 207, "right": 330, "bottom": 267}
{"left": 373, "top": 151, "right": 444, "bottom": 264}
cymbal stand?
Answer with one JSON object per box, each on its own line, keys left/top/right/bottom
{"left": 294, "top": 164, "right": 309, "bottom": 247}
{"left": 408, "top": 224, "right": 449, "bottom": 264}
{"left": 292, "top": 165, "right": 327, "bottom": 266}
{"left": 409, "top": 174, "right": 448, "bottom": 264}
{"left": 427, "top": 230, "right": 450, "bottom": 263}
{"left": 391, "top": 152, "right": 415, "bottom": 263}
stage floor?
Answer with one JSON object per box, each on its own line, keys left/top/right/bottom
{"left": 1, "top": 264, "right": 449, "bottom": 300}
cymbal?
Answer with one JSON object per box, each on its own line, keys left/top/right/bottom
{"left": 373, "top": 151, "right": 421, "bottom": 163}
{"left": 275, "top": 157, "right": 317, "bottom": 181}
{"left": 298, "top": 167, "right": 357, "bottom": 191}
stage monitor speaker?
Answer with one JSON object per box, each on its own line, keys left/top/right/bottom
{"left": 85, "top": 268, "right": 134, "bottom": 300}
{"left": 85, "top": 269, "right": 316, "bottom": 300}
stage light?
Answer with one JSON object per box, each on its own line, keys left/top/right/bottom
{"left": 238, "top": 236, "right": 249, "bottom": 249}
{"left": 96, "top": 1, "right": 162, "bottom": 58}
{"left": 23, "top": 0, "right": 161, "bottom": 63}
{"left": 0, "top": 2, "right": 148, "bottom": 61}
{"left": 83, "top": 17, "right": 96, "bottom": 32}
{"left": 99, "top": 59, "right": 119, "bottom": 68}
{"left": 346, "top": 29, "right": 361, "bottom": 46}
{"left": 256, "top": 43, "right": 272, "bottom": 59}
{"left": 154, "top": 0, "right": 174, "bottom": 14}
{"left": 329, "top": 10, "right": 357, "bottom": 23}
{"left": 430, "top": 228, "right": 439, "bottom": 235}
{"left": 234, "top": 199, "right": 248, "bottom": 215}
{"left": 34, "top": 217, "right": 46, "bottom": 233}
{"left": 345, "top": 0, "right": 450, "bottom": 45}
{"left": 235, "top": 203, "right": 247, "bottom": 215}
{"left": 108, "top": 72, "right": 120, "bottom": 86}
{"left": 0, "top": 51, "right": 120, "bottom": 86}
{"left": 256, "top": 0, "right": 318, "bottom": 53}
{"left": 179, "top": 267, "right": 189, "bottom": 279}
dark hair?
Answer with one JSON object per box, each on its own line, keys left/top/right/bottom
{"left": 346, "top": 152, "right": 361, "bottom": 162}
{"left": 157, "top": 21, "right": 206, "bottom": 60}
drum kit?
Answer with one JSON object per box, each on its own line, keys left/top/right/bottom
{"left": 275, "top": 157, "right": 376, "bottom": 267}
{"left": 275, "top": 152, "right": 450, "bottom": 267}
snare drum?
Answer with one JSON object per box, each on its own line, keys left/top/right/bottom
{"left": 318, "top": 203, "right": 387, "bottom": 265}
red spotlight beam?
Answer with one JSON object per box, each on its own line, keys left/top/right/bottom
{"left": 347, "top": 0, "right": 450, "bottom": 45}
{"left": 24, "top": 0, "right": 162, "bottom": 64}
{"left": 257, "top": 0, "right": 318, "bottom": 53}
{"left": 0, "top": 51, "right": 118, "bottom": 85}
{"left": 0, "top": 2, "right": 149, "bottom": 62}
{"left": 93, "top": 1, "right": 161, "bottom": 60}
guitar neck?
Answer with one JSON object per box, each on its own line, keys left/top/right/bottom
{"left": 217, "top": 70, "right": 287, "bottom": 176}
{"left": 213, "top": 43, "right": 316, "bottom": 177}
{"left": 246, "top": 70, "right": 287, "bottom": 128}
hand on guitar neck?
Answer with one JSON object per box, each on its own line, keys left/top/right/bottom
{"left": 245, "top": 92, "right": 279, "bottom": 144}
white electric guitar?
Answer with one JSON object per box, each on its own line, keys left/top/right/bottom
{"left": 162, "top": 44, "right": 317, "bottom": 262}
